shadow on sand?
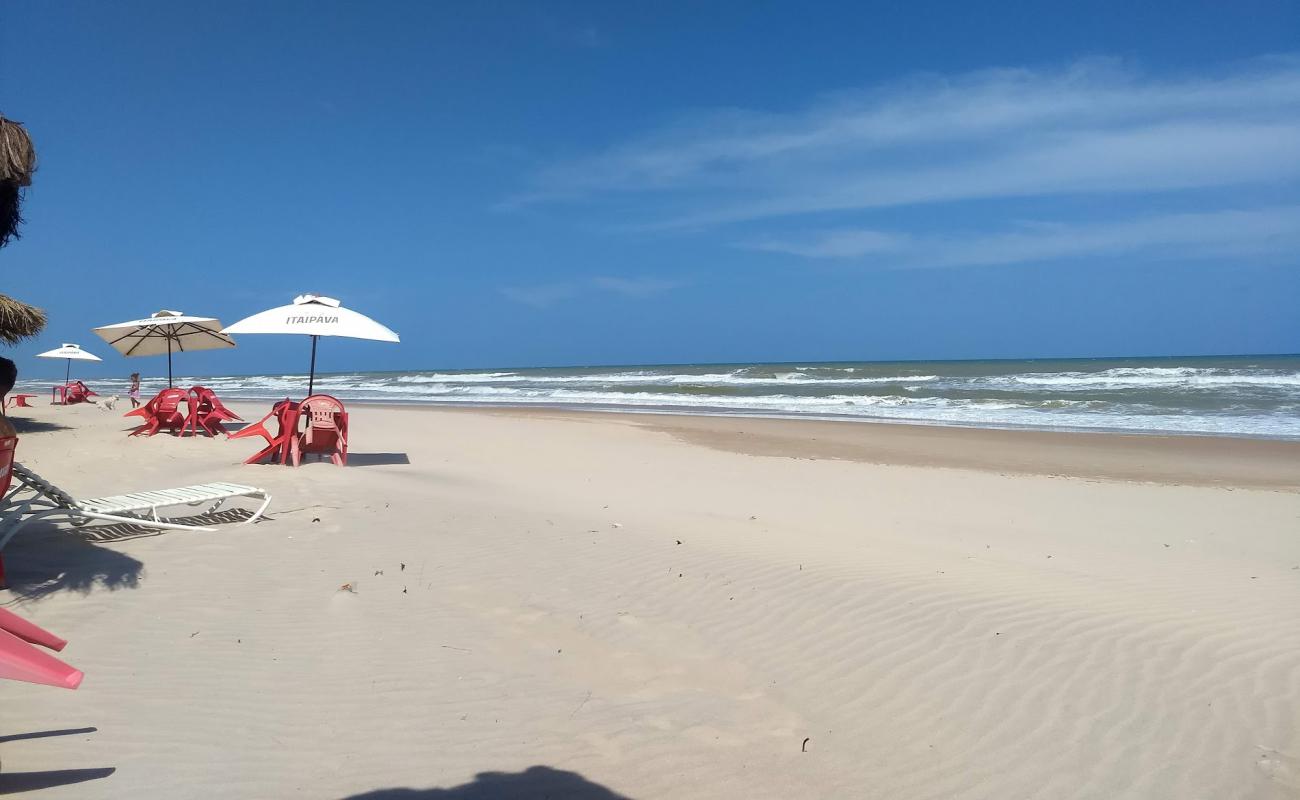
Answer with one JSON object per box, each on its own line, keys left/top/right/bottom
{"left": 346, "top": 453, "right": 411, "bottom": 467}
{"left": 0, "top": 727, "right": 114, "bottom": 795}
{"left": 117, "top": 424, "right": 249, "bottom": 437}
{"left": 76, "top": 507, "right": 262, "bottom": 542}
{"left": 4, "top": 417, "right": 71, "bottom": 435}
{"left": 0, "top": 767, "right": 116, "bottom": 794}
{"left": 2, "top": 507, "right": 265, "bottom": 597}
{"left": 1, "top": 522, "right": 145, "bottom": 600}
{"left": 0, "top": 727, "right": 97, "bottom": 745}
{"left": 342, "top": 766, "right": 632, "bottom": 800}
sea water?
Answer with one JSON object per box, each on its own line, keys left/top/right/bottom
{"left": 33, "top": 355, "right": 1300, "bottom": 439}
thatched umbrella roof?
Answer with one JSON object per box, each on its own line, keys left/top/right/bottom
{"left": 0, "top": 115, "right": 47, "bottom": 345}
{"left": 0, "top": 294, "right": 46, "bottom": 345}
{"left": 0, "top": 115, "right": 37, "bottom": 248}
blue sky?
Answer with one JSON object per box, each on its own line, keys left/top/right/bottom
{"left": 2, "top": 1, "right": 1298, "bottom": 380}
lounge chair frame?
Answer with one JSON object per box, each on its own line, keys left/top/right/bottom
{"left": 0, "top": 463, "right": 272, "bottom": 554}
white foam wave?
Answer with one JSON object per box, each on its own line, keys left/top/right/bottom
{"left": 21, "top": 360, "right": 1298, "bottom": 439}
{"left": 377, "top": 371, "right": 940, "bottom": 387}
{"left": 990, "top": 367, "right": 1300, "bottom": 390}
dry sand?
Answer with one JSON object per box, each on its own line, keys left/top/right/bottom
{"left": 1, "top": 401, "right": 1298, "bottom": 799}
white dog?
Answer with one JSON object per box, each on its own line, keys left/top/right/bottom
{"left": 97, "top": 395, "right": 120, "bottom": 411}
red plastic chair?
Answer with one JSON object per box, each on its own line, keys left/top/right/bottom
{"left": 289, "top": 395, "right": 348, "bottom": 467}
{"left": 52, "top": 381, "right": 98, "bottom": 406}
{"left": 229, "top": 399, "right": 299, "bottom": 464}
{"left": 4, "top": 394, "right": 35, "bottom": 411}
{"left": 186, "top": 386, "right": 243, "bottom": 437}
{"left": 125, "top": 388, "right": 189, "bottom": 436}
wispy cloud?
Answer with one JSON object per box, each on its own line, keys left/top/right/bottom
{"left": 745, "top": 205, "right": 1300, "bottom": 268}
{"left": 566, "top": 24, "right": 608, "bottom": 49}
{"left": 537, "top": 18, "right": 610, "bottom": 50}
{"left": 592, "top": 276, "right": 688, "bottom": 297}
{"left": 502, "top": 275, "right": 688, "bottom": 307}
{"left": 511, "top": 57, "right": 1300, "bottom": 228}
{"left": 500, "top": 283, "right": 579, "bottom": 308}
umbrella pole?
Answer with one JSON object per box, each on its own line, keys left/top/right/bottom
{"left": 167, "top": 339, "right": 173, "bottom": 388}
{"left": 308, "top": 335, "right": 318, "bottom": 396}
{"left": 64, "top": 359, "right": 70, "bottom": 385}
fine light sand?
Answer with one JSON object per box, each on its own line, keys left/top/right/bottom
{"left": 1, "top": 402, "right": 1298, "bottom": 799}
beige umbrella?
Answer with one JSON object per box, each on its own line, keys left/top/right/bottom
{"left": 93, "top": 310, "right": 235, "bottom": 387}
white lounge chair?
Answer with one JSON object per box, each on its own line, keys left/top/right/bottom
{"left": 0, "top": 462, "right": 271, "bottom": 561}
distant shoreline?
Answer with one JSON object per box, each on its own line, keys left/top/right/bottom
{"left": 230, "top": 397, "right": 1300, "bottom": 445}
{"left": 213, "top": 401, "right": 1300, "bottom": 489}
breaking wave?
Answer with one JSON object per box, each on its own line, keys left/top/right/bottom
{"left": 31, "top": 355, "right": 1299, "bottom": 439}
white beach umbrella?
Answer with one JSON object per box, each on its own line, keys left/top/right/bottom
{"left": 222, "top": 294, "right": 399, "bottom": 395}
{"left": 36, "top": 343, "right": 103, "bottom": 385}
{"left": 92, "top": 310, "right": 236, "bottom": 387}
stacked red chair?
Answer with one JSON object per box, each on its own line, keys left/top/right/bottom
{"left": 289, "top": 395, "right": 349, "bottom": 466}
{"left": 52, "top": 381, "right": 98, "bottom": 406}
{"left": 186, "top": 386, "right": 243, "bottom": 437}
{"left": 124, "top": 387, "right": 190, "bottom": 436}
{"left": 229, "top": 398, "right": 300, "bottom": 464}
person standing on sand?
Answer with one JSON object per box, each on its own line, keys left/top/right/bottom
{"left": 128, "top": 372, "right": 141, "bottom": 408}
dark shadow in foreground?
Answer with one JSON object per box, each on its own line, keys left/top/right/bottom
{"left": 0, "top": 727, "right": 96, "bottom": 745}
{"left": 1, "top": 521, "right": 144, "bottom": 599}
{"left": 342, "top": 766, "right": 632, "bottom": 800}
{"left": 346, "top": 452, "right": 411, "bottom": 467}
{"left": 0, "top": 767, "right": 115, "bottom": 794}
{"left": 2, "top": 506, "right": 264, "bottom": 597}
{"left": 5, "top": 417, "right": 70, "bottom": 434}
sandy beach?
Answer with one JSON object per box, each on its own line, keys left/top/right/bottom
{"left": 1, "top": 402, "right": 1298, "bottom": 799}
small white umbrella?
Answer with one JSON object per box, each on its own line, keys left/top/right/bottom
{"left": 36, "top": 343, "right": 103, "bottom": 385}
{"left": 92, "top": 310, "right": 236, "bottom": 387}
{"left": 222, "top": 294, "right": 399, "bottom": 395}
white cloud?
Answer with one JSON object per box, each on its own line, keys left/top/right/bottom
{"left": 502, "top": 276, "right": 687, "bottom": 307}
{"left": 512, "top": 57, "right": 1300, "bottom": 228}
{"left": 592, "top": 276, "right": 688, "bottom": 297}
{"left": 747, "top": 229, "right": 907, "bottom": 259}
{"left": 746, "top": 205, "right": 1300, "bottom": 268}
{"left": 499, "top": 283, "right": 579, "bottom": 308}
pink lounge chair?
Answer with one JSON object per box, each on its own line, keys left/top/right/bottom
{"left": 0, "top": 435, "right": 82, "bottom": 688}
{"left": 182, "top": 386, "right": 242, "bottom": 437}
{"left": 229, "top": 399, "right": 299, "bottom": 465}
{"left": 0, "top": 608, "right": 82, "bottom": 689}
{"left": 0, "top": 625, "right": 83, "bottom": 689}
{"left": 289, "top": 394, "right": 348, "bottom": 467}
{"left": 125, "top": 387, "right": 189, "bottom": 436}
{"left": 0, "top": 607, "right": 68, "bottom": 651}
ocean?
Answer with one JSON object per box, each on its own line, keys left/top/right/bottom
{"left": 31, "top": 355, "right": 1300, "bottom": 439}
